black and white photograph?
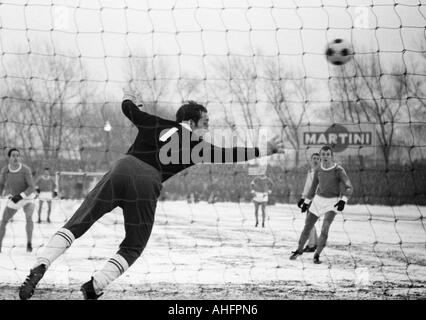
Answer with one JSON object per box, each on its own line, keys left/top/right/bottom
{"left": 0, "top": 0, "right": 425, "bottom": 306}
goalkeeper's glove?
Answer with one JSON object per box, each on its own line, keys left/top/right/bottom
{"left": 11, "top": 194, "right": 23, "bottom": 203}
{"left": 334, "top": 200, "right": 346, "bottom": 212}
{"left": 123, "top": 88, "right": 143, "bottom": 107}
{"left": 35, "top": 187, "right": 40, "bottom": 194}
{"left": 297, "top": 198, "right": 305, "bottom": 208}
{"left": 53, "top": 191, "right": 58, "bottom": 198}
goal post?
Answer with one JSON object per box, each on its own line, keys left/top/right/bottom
{"left": 55, "top": 171, "right": 106, "bottom": 199}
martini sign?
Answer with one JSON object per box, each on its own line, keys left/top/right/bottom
{"left": 303, "top": 124, "right": 373, "bottom": 153}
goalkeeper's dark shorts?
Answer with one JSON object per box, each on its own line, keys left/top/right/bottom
{"left": 63, "top": 154, "right": 162, "bottom": 265}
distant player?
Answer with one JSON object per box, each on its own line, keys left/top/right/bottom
{"left": 297, "top": 152, "right": 320, "bottom": 252}
{"left": 35, "top": 168, "right": 58, "bottom": 223}
{"left": 250, "top": 175, "right": 274, "bottom": 228}
{"left": 19, "top": 92, "right": 284, "bottom": 300}
{"left": 290, "top": 145, "right": 353, "bottom": 264}
{"left": 0, "top": 148, "right": 36, "bottom": 253}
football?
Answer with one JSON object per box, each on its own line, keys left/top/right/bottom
{"left": 325, "top": 38, "right": 354, "bottom": 65}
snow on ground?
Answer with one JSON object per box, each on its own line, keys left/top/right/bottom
{"left": 0, "top": 199, "right": 425, "bottom": 299}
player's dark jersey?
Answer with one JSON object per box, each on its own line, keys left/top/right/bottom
{"left": 122, "top": 100, "right": 260, "bottom": 182}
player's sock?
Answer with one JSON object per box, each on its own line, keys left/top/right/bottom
{"left": 33, "top": 228, "right": 75, "bottom": 268}
{"left": 92, "top": 253, "right": 129, "bottom": 295}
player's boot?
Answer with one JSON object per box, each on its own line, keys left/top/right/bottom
{"left": 313, "top": 254, "right": 322, "bottom": 264}
{"left": 19, "top": 264, "right": 47, "bottom": 300}
{"left": 303, "top": 245, "right": 317, "bottom": 253}
{"left": 26, "top": 242, "right": 33, "bottom": 253}
{"left": 81, "top": 277, "right": 103, "bottom": 300}
{"left": 47, "top": 217, "right": 51, "bottom": 223}
{"left": 37, "top": 219, "right": 41, "bottom": 224}
{"left": 255, "top": 221, "right": 258, "bottom": 227}
{"left": 289, "top": 250, "right": 303, "bottom": 260}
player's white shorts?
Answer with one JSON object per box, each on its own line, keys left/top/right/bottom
{"left": 253, "top": 192, "right": 268, "bottom": 203}
{"left": 38, "top": 191, "right": 53, "bottom": 201}
{"left": 5, "top": 193, "right": 36, "bottom": 210}
{"left": 309, "top": 195, "right": 340, "bottom": 217}
{"left": 6, "top": 198, "right": 35, "bottom": 210}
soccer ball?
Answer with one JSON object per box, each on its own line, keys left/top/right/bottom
{"left": 325, "top": 39, "right": 353, "bottom": 66}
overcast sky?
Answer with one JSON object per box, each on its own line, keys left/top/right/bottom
{"left": 0, "top": 0, "right": 424, "bottom": 115}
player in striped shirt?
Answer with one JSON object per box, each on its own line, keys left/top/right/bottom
{"left": 0, "top": 148, "right": 36, "bottom": 253}
{"left": 250, "top": 175, "right": 274, "bottom": 228}
{"left": 296, "top": 152, "right": 320, "bottom": 252}
{"left": 290, "top": 145, "right": 353, "bottom": 264}
{"left": 35, "top": 168, "right": 58, "bottom": 224}
{"left": 19, "top": 91, "right": 284, "bottom": 300}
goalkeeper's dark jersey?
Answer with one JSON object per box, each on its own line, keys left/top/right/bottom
{"left": 122, "top": 100, "right": 260, "bottom": 182}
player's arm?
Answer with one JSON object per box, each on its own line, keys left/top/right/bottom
{"left": 298, "top": 171, "right": 312, "bottom": 207}
{"left": 200, "top": 135, "right": 283, "bottom": 164}
{"left": 267, "top": 177, "right": 274, "bottom": 194}
{"left": 0, "top": 167, "right": 6, "bottom": 196}
{"left": 22, "top": 168, "right": 36, "bottom": 197}
{"left": 301, "top": 170, "right": 318, "bottom": 212}
{"left": 34, "top": 176, "right": 41, "bottom": 194}
{"left": 52, "top": 177, "right": 58, "bottom": 197}
{"left": 334, "top": 166, "right": 353, "bottom": 211}
{"left": 250, "top": 178, "right": 257, "bottom": 194}
{"left": 122, "top": 99, "right": 159, "bottom": 127}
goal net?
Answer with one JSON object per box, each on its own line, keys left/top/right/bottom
{"left": 0, "top": 0, "right": 425, "bottom": 300}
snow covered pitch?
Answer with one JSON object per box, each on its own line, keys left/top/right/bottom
{"left": 0, "top": 200, "right": 425, "bottom": 299}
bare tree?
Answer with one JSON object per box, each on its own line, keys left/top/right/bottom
{"left": 331, "top": 55, "right": 409, "bottom": 167}
{"left": 6, "top": 50, "right": 84, "bottom": 165}
{"left": 124, "top": 54, "right": 175, "bottom": 119}
{"left": 263, "top": 62, "right": 311, "bottom": 166}
{"left": 210, "top": 56, "right": 261, "bottom": 146}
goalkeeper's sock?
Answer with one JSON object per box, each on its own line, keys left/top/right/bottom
{"left": 92, "top": 254, "right": 129, "bottom": 295}
{"left": 34, "top": 228, "right": 75, "bottom": 269}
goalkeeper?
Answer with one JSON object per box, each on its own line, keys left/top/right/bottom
{"left": 19, "top": 90, "right": 284, "bottom": 300}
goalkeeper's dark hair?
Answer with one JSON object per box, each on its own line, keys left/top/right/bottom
{"left": 311, "top": 152, "right": 320, "bottom": 158}
{"left": 176, "top": 101, "right": 207, "bottom": 124}
{"left": 320, "top": 145, "right": 333, "bottom": 155}
{"left": 7, "top": 148, "right": 20, "bottom": 158}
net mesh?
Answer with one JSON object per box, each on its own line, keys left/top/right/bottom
{"left": 0, "top": 0, "right": 425, "bottom": 299}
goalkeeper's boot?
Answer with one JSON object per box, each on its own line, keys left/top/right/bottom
{"left": 81, "top": 277, "right": 103, "bottom": 300}
{"left": 19, "top": 264, "right": 47, "bottom": 300}
{"left": 313, "top": 254, "right": 322, "bottom": 264}
{"left": 26, "top": 242, "right": 33, "bottom": 253}
{"left": 289, "top": 250, "right": 303, "bottom": 260}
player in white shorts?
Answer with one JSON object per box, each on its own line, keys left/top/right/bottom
{"left": 35, "top": 167, "right": 58, "bottom": 223}
{"left": 250, "top": 175, "right": 274, "bottom": 228}
{"left": 290, "top": 145, "right": 353, "bottom": 264}
{"left": 0, "top": 148, "right": 36, "bottom": 253}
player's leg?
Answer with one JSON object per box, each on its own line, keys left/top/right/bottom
{"left": 23, "top": 202, "right": 35, "bottom": 252}
{"left": 290, "top": 211, "right": 318, "bottom": 260}
{"left": 86, "top": 158, "right": 162, "bottom": 299}
{"left": 261, "top": 202, "right": 266, "bottom": 228}
{"left": 254, "top": 202, "right": 259, "bottom": 227}
{"left": 37, "top": 200, "right": 43, "bottom": 223}
{"left": 46, "top": 200, "right": 52, "bottom": 223}
{"left": 304, "top": 215, "right": 318, "bottom": 252}
{"left": 313, "top": 210, "right": 337, "bottom": 264}
{"left": 19, "top": 170, "right": 117, "bottom": 300}
{"left": 0, "top": 207, "right": 18, "bottom": 252}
